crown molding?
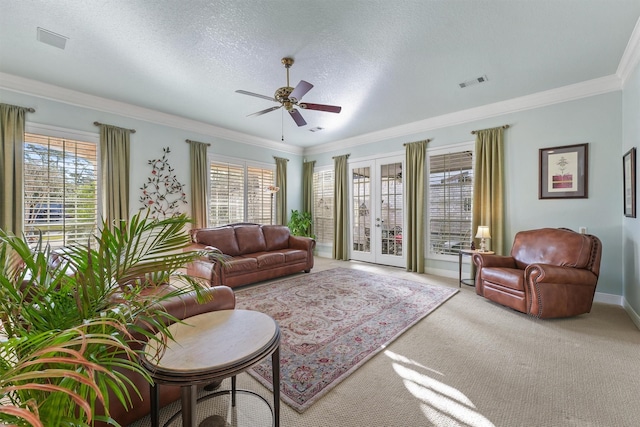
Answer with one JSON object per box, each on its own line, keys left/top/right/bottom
{"left": 617, "top": 17, "right": 640, "bottom": 86}
{"left": 0, "top": 71, "right": 623, "bottom": 158}
{"left": 0, "top": 72, "right": 303, "bottom": 156}
{"left": 304, "top": 74, "right": 622, "bottom": 156}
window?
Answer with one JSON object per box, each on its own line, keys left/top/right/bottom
{"left": 209, "top": 159, "right": 275, "bottom": 227}
{"left": 428, "top": 144, "right": 474, "bottom": 256}
{"left": 313, "top": 168, "right": 334, "bottom": 244}
{"left": 23, "top": 132, "right": 98, "bottom": 247}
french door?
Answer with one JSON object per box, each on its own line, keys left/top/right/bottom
{"left": 349, "top": 155, "right": 405, "bottom": 267}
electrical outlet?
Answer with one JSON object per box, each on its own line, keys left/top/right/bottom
{"left": 579, "top": 227, "right": 587, "bottom": 234}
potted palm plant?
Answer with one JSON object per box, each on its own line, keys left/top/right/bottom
{"left": 0, "top": 211, "right": 209, "bottom": 426}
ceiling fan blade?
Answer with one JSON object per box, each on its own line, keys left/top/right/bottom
{"left": 299, "top": 103, "right": 342, "bottom": 113}
{"left": 236, "top": 90, "right": 278, "bottom": 103}
{"left": 289, "top": 80, "right": 314, "bottom": 102}
{"left": 248, "top": 106, "right": 281, "bottom": 117}
{"left": 289, "top": 108, "right": 307, "bottom": 127}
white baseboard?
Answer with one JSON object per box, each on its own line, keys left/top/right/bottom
{"left": 593, "top": 291, "right": 623, "bottom": 306}
{"left": 623, "top": 299, "right": 640, "bottom": 330}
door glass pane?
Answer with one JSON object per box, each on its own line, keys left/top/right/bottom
{"left": 380, "top": 162, "right": 403, "bottom": 256}
{"left": 352, "top": 166, "right": 370, "bottom": 252}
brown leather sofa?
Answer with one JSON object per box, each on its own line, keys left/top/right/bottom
{"left": 186, "top": 223, "right": 315, "bottom": 288}
{"left": 95, "top": 284, "right": 236, "bottom": 427}
{"left": 472, "top": 228, "right": 602, "bottom": 319}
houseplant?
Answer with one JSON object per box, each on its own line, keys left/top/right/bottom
{"left": 287, "top": 209, "right": 315, "bottom": 238}
{"left": 0, "top": 212, "right": 209, "bottom": 426}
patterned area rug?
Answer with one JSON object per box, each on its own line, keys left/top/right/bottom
{"left": 234, "top": 267, "right": 458, "bottom": 413}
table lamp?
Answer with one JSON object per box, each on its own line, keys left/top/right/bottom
{"left": 475, "top": 226, "right": 491, "bottom": 252}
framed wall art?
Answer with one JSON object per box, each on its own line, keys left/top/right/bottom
{"left": 539, "top": 143, "right": 588, "bottom": 199}
{"left": 623, "top": 147, "right": 636, "bottom": 218}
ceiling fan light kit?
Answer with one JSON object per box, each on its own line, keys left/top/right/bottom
{"left": 236, "top": 57, "right": 342, "bottom": 129}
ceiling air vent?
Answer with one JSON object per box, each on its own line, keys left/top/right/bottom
{"left": 459, "top": 75, "right": 488, "bottom": 89}
{"left": 309, "top": 127, "right": 324, "bottom": 132}
{"left": 37, "top": 27, "right": 68, "bottom": 50}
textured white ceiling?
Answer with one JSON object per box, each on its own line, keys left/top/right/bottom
{"left": 1, "top": 0, "right": 639, "bottom": 148}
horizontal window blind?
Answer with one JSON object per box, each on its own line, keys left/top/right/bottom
{"left": 23, "top": 133, "right": 98, "bottom": 247}
{"left": 428, "top": 150, "right": 473, "bottom": 256}
{"left": 247, "top": 166, "right": 274, "bottom": 224}
{"left": 313, "top": 169, "right": 334, "bottom": 243}
{"left": 209, "top": 161, "right": 275, "bottom": 227}
{"left": 209, "top": 161, "right": 245, "bottom": 226}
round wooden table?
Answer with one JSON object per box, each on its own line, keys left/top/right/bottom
{"left": 141, "top": 309, "right": 281, "bottom": 427}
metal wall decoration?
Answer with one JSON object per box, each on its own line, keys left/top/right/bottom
{"left": 139, "top": 147, "right": 187, "bottom": 219}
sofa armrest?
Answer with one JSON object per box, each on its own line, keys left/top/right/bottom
{"left": 160, "top": 286, "right": 235, "bottom": 321}
{"left": 289, "top": 235, "right": 316, "bottom": 252}
{"left": 184, "top": 243, "right": 224, "bottom": 286}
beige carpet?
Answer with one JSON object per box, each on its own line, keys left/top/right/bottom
{"left": 130, "top": 257, "right": 640, "bottom": 427}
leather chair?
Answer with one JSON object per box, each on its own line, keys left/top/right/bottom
{"left": 94, "top": 284, "right": 236, "bottom": 427}
{"left": 472, "top": 228, "right": 602, "bottom": 319}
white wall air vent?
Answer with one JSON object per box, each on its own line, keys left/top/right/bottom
{"left": 37, "top": 27, "right": 68, "bottom": 49}
{"left": 459, "top": 75, "right": 488, "bottom": 88}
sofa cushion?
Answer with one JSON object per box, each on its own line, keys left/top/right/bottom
{"left": 193, "top": 227, "right": 240, "bottom": 256}
{"left": 246, "top": 252, "right": 285, "bottom": 268}
{"left": 280, "top": 249, "right": 307, "bottom": 263}
{"left": 223, "top": 257, "right": 258, "bottom": 274}
{"left": 234, "top": 225, "right": 267, "bottom": 254}
{"left": 262, "top": 225, "right": 291, "bottom": 251}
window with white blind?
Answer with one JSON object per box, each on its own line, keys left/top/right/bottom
{"left": 209, "top": 160, "right": 275, "bottom": 227}
{"left": 23, "top": 132, "right": 99, "bottom": 247}
{"left": 427, "top": 143, "right": 474, "bottom": 257}
{"left": 313, "top": 168, "right": 334, "bottom": 244}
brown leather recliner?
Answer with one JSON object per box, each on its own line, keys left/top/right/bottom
{"left": 95, "top": 284, "right": 236, "bottom": 427}
{"left": 472, "top": 228, "right": 602, "bottom": 319}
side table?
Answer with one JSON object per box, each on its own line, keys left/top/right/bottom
{"left": 141, "top": 309, "right": 281, "bottom": 427}
{"left": 458, "top": 249, "right": 494, "bottom": 288}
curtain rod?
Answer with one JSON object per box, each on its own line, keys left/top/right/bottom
{"left": 93, "top": 121, "right": 136, "bottom": 133}
{"left": 273, "top": 156, "right": 289, "bottom": 161}
{"left": 185, "top": 139, "right": 211, "bottom": 146}
{"left": 331, "top": 154, "right": 350, "bottom": 159}
{"left": 403, "top": 138, "right": 432, "bottom": 146}
{"left": 26, "top": 107, "right": 35, "bottom": 113}
{"left": 471, "top": 124, "right": 510, "bottom": 134}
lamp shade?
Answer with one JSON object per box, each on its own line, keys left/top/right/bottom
{"left": 475, "top": 226, "right": 491, "bottom": 239}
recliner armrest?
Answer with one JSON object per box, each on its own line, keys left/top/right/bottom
{"left": 472, "top": 253, "right": 516, "bottom": 269}
{"left": 525, "top": 263, "right": 598, "bottom": 286}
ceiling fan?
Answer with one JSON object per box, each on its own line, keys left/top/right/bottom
{"left": 236, "top": 57, "right": 342, "bottom": 127}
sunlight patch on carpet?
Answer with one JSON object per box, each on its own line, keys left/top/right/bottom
{"left": 234, "top": 267, "right": 458, "bottom": 412}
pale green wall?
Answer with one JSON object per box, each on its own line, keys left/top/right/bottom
{"left": 1, "top": 86, "right": 630, "bottom": 299}
{"left": 306, "top": 92, "right": 624, "bottom": 297}
{"left": 622, "top": 60, "right": 640, "bottom": 318}
{"left": 0, "top": 89, "right": 303, "bottom": 222}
